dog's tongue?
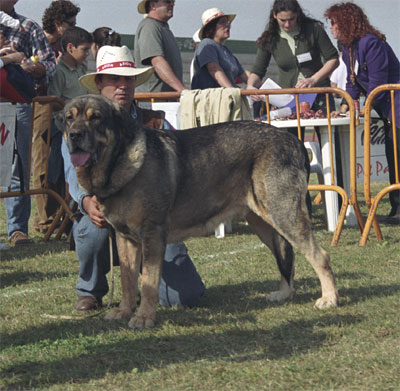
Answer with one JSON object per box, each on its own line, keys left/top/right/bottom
{"left": 70, "top": 152, "right": 90, "bottom": 167}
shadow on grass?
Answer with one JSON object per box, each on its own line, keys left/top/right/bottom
{"left": 3, "top": 276, "right": 399, "bottom": 389}
{"left": 0, "top": 240, "right": 70, "bottom": 262}
{"left": 3, "top": 276, "right": 399, "bottom": 350}
{"left": 3, "top": 312, "right": 364, "bottom": 390}
{"left": 0, "top": 270, "right": 72, "bottom": 289}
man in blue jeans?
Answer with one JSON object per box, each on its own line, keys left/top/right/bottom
{"left": 62, "top": 45, "right": 205, "bottom": 311}
{"left": 1, "top": 0, "right": 56, "bottom": 245}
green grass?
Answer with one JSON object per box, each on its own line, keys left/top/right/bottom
{"left": 1, "top": 183, "right": 399, "bottom": 391}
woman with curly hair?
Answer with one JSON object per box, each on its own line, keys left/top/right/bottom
{"left": 325, "top": 2, "right": 400, "bottom": 224}
{"left": 42, "top": 0, "right": 80, "bottom": 61}
{"left": 246, "top": 0, "right": 339, "bottom": 113}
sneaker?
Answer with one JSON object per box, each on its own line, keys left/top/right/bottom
{"left": 9, "top": 231, "right": 33, "bottom": 246}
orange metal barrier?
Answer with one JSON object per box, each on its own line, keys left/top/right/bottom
{"left": 0, "top": 96, "right": 75, "bottom": 241}
{"left": 359, "top": 84, "right": 400, "bottom": 246}
{"left": 134, "top": 87, "right": 363, "bottom": 245}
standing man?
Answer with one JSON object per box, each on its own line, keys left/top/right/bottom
{"left": 62, "top": 45, "right": 204, "bottom": 311}
{"left": 134, "top": 0, "right": 186, "bottom": 92}
{"left": 30, "top": 1, "right": 81, "bottom": 236}
{"left": 0, "top": 0, "right": 56, "bottom": 245}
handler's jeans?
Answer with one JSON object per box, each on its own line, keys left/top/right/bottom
{"left": 73, "top": 214, "right": 205, "bottom": 307}
{"left": 5, "top": 104, "right": 32, "bottom": 237}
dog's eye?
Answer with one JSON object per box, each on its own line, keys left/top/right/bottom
{"left": 88, "top": 111, "right": 102, "bottom": 121}
{"left": 65, "top": 113, "right": 73, "bottom": 121}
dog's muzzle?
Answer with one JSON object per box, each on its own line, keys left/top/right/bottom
{"left": 67, "top": 127, "right": 93, "bottom": 167}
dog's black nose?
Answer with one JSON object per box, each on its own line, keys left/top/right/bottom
{"left": 68, "top": 130, "right": 84, "bottom": 142}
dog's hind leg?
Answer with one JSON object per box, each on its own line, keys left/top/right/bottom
{"left": 246, "top": 212, "right": 295, "bottom": 303}
{"left": 105, "top": 235, "right": 141, "bottom": 321}
{"left": 263, "top": 204, "right": 339, "bottom": 309}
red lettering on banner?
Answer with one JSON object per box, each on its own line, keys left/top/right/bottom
{"left": 0, "top": 122, "right": 10, "bottom": 146}
{"left": 357, "top": 163, "right": 363, "bottom": 178}
{"left": 375, "top": 161, "right": 383, "bottom": 176}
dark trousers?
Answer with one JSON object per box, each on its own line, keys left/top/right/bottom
{"left": 384, "top": 123, "right": 400, "bottom": 211}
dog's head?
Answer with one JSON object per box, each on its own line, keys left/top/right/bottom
{"left": 63, "top": 95, "right": 133, "bottom": 168}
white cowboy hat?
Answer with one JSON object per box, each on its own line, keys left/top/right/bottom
{"left": 198, "top": 8, "right": 236, "bottom": 40}
{"left": 79, "top": 45, "right": 153, "bottom": 94}
{"left": 137, "top": 0, "right": 149, "bottom": 14}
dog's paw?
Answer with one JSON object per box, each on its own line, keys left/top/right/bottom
{"left": 104, "top": 307, "right": 133, "bottom": 321}
{"left": 314, "top": 296, "right": 338, "bottom": 309}
{"left": 128, "top": 315, "right": 155, "bottom": 330}
{"left": 267, "top": 288, "right": 295, "bottom": 303}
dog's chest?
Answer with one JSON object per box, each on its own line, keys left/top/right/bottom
{"left": 100, "top": 197, "right": 146, "bottom": 242}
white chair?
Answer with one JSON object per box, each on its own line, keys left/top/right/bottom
{"left": 215, "top": 222, "right": 232, "bottom": 239}
{"left": 304, "top": 141, "right": 324, "bottom": 184}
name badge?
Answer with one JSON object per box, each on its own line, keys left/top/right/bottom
{"left": 296, "top": 52, "right": 312, "bottom": 63}
{"left": 354, "top": 60, "right": 359, "bottom": 75}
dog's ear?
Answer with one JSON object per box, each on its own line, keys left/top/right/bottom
{"left": 109, "top": 99, "right": 137, "bottom": 141}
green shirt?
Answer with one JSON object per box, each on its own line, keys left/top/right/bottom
{"left": 134, "top": 16, "right": 183, "bottom": 92}
{"left": 48, "top": 56, "right": 88, "bottom": 131}
{"left": 251, "top": 21, "right": 338, "bottom": 88}
{"left": 48, "top": 56, "right": 87, "bottom": 100}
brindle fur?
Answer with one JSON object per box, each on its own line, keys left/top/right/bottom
{"left": 63, "top": 95, "right": 339, "bottom": 329}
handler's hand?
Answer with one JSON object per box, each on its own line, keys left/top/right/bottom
{"left": 295, "top": 77, "right": 316, "bottom": 89}
{"left": 82, "top": 195, "right": 109, "bottom": 229}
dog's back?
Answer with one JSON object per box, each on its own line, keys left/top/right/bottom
{"left": 161, "top": 121, "right": 309, "bottom": 239}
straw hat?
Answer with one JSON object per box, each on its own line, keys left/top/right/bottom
{"left": 137, "top": 0, "right": 149, "bottom": 14}
{"left": 79, "top": 45, "right": 153, "bottom": 94}
{"left": 198, "top": 8, "right": 236, "bottom": 39}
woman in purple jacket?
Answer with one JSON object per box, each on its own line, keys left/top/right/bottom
{"left": 325, "top": 2, "right": 400, "bottom": 224}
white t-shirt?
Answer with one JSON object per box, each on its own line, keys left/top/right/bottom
{"left": 330, "top": 55, "right": 347, "bottom": 90}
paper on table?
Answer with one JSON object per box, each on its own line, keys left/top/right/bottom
{"left": 259, "top": 78, "right": 294, "bottom": 107}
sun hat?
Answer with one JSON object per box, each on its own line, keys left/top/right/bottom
{"left": 79, "top": 45, "right": 153, "bottom": 94}
{"left": 198, "top": 8, "right": 236, "bottom": 40}
{"left": 137, "top": 0, "right": 149, "bottom": 14}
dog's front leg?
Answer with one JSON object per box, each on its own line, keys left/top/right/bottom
{"left": 128, "top": 234, "right": 164, "bottom": 330}
{"left": 105, "top": 234, "right": 141, "bottom": 321}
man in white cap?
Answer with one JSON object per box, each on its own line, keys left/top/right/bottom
{"left": 134, "top": 0, "right": 186, "bottom": 92}
{"left": 62, "top": 45, "right": 205, "bottom": 311}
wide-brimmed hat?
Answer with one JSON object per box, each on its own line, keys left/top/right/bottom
{"left": 137, "top": 0, "right": 149, "bottom": 14}
{"left": 198, "top": 8, "right": 236, "bottom": 39}
{"left": 79, "top": 45, "right": 153, "bottom": 94}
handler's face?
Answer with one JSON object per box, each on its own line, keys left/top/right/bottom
{"left": 95, "top": 74, "right": 136, "bottom": 111}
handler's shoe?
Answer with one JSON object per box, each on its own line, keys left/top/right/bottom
{"left": 74, "top": 296, "right": 102, "bottom": 311}
{"left": 10, "top": 231, "right": 33, "bottom": 246}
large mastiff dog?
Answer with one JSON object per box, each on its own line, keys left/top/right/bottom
{"left": 64, "top": 95, "right": 339, "bottom": 329}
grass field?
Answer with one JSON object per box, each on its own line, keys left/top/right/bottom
{"left": 1, "top": 185, "right": 399, "bottom": 391}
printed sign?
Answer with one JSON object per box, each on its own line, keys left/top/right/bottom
{"left": 355, "top": 118, "right": 388, "bottom": 183}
